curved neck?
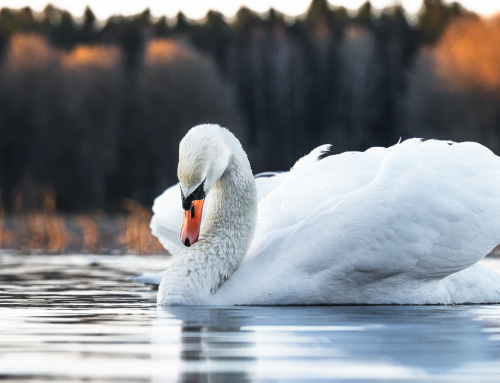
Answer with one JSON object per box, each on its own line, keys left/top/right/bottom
{"left": 158, "top": 150, "right": 257, "bottom": 305}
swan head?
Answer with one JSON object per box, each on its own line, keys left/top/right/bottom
{"left": 177, "top": 124, "right": 232, "bottom": 247}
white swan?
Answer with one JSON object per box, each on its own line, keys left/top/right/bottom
{"left": 148, "top": 124, "right": 500, "bottom": 305}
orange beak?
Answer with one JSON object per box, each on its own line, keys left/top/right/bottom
{"left": 180, "top": 199, "right": 204, "bottom": 247}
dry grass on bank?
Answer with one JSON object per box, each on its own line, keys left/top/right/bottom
{"left": 0, "top": 185, "right": 166, "bottom": 255}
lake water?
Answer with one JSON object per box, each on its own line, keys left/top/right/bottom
{"left": 2, "top": 254, "right": 500, "bottom": 382}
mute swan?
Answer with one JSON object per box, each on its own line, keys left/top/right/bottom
{"left": 147, "top": 124, "right": 500, "bottom": 305}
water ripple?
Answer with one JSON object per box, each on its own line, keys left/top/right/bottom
{"left": 2, "top": 254, "right": 500, "bottom": 382}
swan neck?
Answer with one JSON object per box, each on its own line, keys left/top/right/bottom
{"left": 159, "top": 147, "right": 257, "bottom": 305}
{"left": 204, "top": 156, "right": 254, "bottom": 234}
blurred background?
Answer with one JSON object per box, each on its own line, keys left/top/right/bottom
{"left": 0, "top": 0, "right": 498, "bottom": 253}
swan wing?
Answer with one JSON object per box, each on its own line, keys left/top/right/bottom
{"left": 222, "top": 139, "right": 500, "bottom": 304}
{"left": 254, "top": 144, "right": 389, "bottom": 234}
{"left": 324, "top": 139, "right": 500, "bottom": 281}
{"left": 150, "top": 183, "right": 185, "bottom": 255}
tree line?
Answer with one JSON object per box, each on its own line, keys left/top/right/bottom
{"left": 0, "top": 0, "right": 498, "bottom": 211}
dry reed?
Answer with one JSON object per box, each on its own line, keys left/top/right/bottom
{"left": 0, "top": 182, "right": 166, "bottom": 255}
{"left": 120, "top": 199, "right": 165, "bottom": 254}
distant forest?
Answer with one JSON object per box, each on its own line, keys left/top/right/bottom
{"left": 0, "top": 0, "right": 499, "bottom": 211}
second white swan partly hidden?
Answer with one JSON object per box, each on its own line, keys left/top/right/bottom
{"left": 143, "top": 124, "right": 500, "bottom": 305}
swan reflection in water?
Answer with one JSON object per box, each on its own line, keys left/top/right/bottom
{"left": 154, "top": 306, "right": 255, "bottom": 383}
{"left": 154, "top": 305, "right": 500, "bottom": 382}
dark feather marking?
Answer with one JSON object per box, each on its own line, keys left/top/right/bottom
{"left": 255, "top": 172, "right": 283, "bottom": 179}
{"left": 182, "top": 179, "right": 206, "bottom": 211}
{"left": 317, "top": 144, "right": 335, "bottom": 160}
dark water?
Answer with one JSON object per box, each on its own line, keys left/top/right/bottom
{"left": 2, "top": 255, "right": 500, "bottom": 382}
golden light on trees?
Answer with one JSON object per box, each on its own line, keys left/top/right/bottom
{"left": 6, "top": 35, "right": 122, "bottom": 74}
{"left": 62, "top": 45, "right": 121, "bottom": 70}
{"left": 433, "top": 16, "right": 500, "bottom": 91}
{"left": 144, "top": 39, "right": 192, "bottom": 66}
{"left": 6, "top": 34, "right": 57, "bottom": 72}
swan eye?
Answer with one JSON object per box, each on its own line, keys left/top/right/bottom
{"left": 181, "top": 179, "right": 206, "bottom": 210}
{"left": 191, "top": 179, "right": 206, "bottom": 200}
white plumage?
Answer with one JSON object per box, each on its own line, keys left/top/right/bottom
{"left": 147, "top": 124, "right": 500, "bottom": 305}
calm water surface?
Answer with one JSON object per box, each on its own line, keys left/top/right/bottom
{"left": 2, "top": 254, "right": 500, "bottom": 382}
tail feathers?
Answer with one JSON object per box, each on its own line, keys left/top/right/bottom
{"left": 129, "top": 270, "right": 165, "bottom": 285}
